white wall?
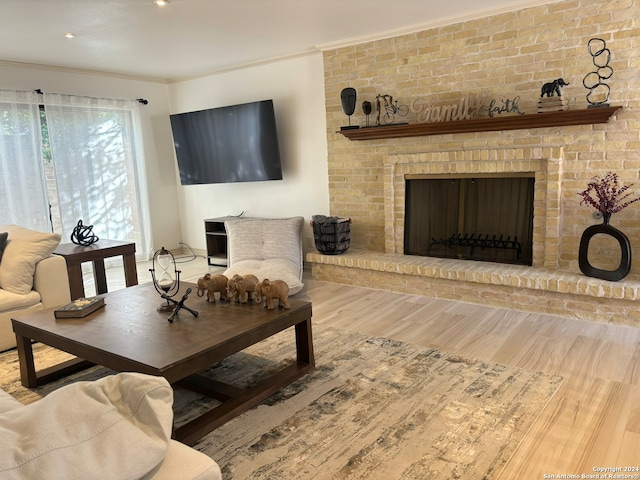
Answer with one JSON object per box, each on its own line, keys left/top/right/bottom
{"left": 168, "top": 53, "right": 329, "bottom": 252}
{"left": 0, "top": 63, "right": 181, "bottom": 252}
{"left": 0, "top": 52, "right": 330, "bottom": 256}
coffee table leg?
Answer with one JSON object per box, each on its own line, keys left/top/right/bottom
{"left": 15, "top": 333, "right": 37, "bottom": 388}
{"left": 295, "top": 318, "right": 315, "bottom": 367}
{"left": 175, "top": 316, "right": 316, "bottom": 445}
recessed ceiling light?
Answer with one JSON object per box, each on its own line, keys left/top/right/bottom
{"left": 63, "top": 32, "right": 76, "bottom": 39}
{"left": 153, "top": 0, "right": 169, "bottom": 5}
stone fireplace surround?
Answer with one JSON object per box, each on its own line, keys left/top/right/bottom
{"left": 386, "top": 147, "right": 552, "bottom": 267}
{"left": 306, "top": 147, "right": 640, "bottom": 327}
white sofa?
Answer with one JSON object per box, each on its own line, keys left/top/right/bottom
{"left": 0, "top": 225, "right": 72, "bottom": 352}
{"left": 0, "top": 372, "right": 222, "bottom": 480}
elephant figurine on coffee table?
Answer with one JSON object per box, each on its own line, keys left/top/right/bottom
{"left": 196, "top": 273, "right": 228, "bottom": 303}
{"left": 254, "top": 279, "right": 290, "bottom": 310}
{"left": 227, "top": 274, "right": 259, "bottom": 304}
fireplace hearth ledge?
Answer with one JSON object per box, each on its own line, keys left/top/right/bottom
{"left": 306, "top": 249, "right": 640, "bottom": 326}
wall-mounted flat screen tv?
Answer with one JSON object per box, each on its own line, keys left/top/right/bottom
{"left": 169, "top": 99, "right": 283, "bottom": 185}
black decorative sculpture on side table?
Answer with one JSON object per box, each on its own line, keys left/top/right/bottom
{"left": 71, "top": 220, "right": 99, "bottom": 246}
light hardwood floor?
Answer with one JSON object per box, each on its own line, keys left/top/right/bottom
{"left": 86, "top": 255, "right": 640, "bottom": 478}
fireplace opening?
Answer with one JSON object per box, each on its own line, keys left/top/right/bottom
{"left": 404, "top": 174, "right": 534, "bottom": 266}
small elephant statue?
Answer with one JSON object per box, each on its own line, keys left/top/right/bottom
{"left": 540, "top": 78, "right": 569, "bottom": 97}
{"left": 255, "top": 279, "right": 290, "bottom": 310}
{"left": 196, "top": 273, "right": 228, "bottom": 303}
{"left": 227, "top": 274, "right": 259, "bottom": 304}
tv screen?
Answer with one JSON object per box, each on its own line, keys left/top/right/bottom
{"left": 169, "top": 99, "right": 283, "bottom": 185}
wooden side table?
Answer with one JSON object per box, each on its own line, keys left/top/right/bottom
{"left": 53, "top": 239, "right": 138, "bottom": 300}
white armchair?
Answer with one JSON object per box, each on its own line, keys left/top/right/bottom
{"left": 223, "top": 216, "right": 305, "bottom": 295}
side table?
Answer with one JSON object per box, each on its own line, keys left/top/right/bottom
{"left": 53, "top": 239, "right": 138, "bottom": 300}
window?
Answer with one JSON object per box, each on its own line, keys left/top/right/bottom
{"left": 0, "top": 90, "right": 151, "bottom": 261}
{"left": 0, "top": 90, "right": 51, "bottom": 232}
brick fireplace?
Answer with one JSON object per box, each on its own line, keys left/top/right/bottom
{"left": 403, "top": 174, "right": 535, "bottom": 265}
{"left": 308, "top": 0, "right": 640, "bottom": 326}
{"left": 384, "top": 147, "right": 561, "bottom": 268}
{"left": 307, "top": 146, "right": 640, "bottom": 326}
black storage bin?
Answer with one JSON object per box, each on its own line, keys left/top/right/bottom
{"left": 311, "top": 215, "right": 351, "bottom": 255}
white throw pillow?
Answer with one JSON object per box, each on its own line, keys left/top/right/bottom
{"left": 0, "top": 373, "right": 174, "bottom": 480}
{"left": 0, "top": 225, "right": 61, "bottom": 295}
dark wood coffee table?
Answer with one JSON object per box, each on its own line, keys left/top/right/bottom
{"left": 11, "top": 282, "right": 314, "bottom": 445}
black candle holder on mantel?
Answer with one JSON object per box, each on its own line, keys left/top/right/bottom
{"left": 362, "top": 101, "right": 372, "bottom": 127}
{"left": 340, "top": 87, "right": 359, "bottom": 130}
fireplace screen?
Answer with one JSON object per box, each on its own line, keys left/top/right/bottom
{"left": 404, "top": 176, "right": 534, "bottom": 265}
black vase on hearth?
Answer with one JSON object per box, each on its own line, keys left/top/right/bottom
{"left": 578, "top": 212, "right": 631, "bottom": 281}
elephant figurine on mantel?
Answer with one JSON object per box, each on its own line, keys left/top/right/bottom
{"left": 540, "top": 78, "right": 569, "bottom": 97}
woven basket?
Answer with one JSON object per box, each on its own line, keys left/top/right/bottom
{"left": 311, "top": 216, "right": 351, "bottom": 255}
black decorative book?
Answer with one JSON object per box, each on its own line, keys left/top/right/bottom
{"left": 54, "top": 297, "right": 105, "bottom": 318}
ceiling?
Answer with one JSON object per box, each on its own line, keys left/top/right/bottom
{"left": 0, "top": 0, "right": 560, "bottom": 83}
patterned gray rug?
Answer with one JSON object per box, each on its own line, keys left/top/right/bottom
{"left": 0, "top": 325, "right": 563, "bottom": 479}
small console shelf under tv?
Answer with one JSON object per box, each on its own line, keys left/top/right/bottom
{"left": 204, "top": 218, "right": 229, "bottom": 267}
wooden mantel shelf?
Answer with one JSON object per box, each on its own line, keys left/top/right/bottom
{"left": 337, "top": 105, "right": 622, "bottom": 140}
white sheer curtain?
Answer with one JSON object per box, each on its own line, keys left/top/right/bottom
{"left": 0, "top": 90, "right": 51, "bottom": 231}
{"left": 44, "top": 94, "right": 152, "bottom": 261}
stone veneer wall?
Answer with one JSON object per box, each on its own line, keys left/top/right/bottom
{"left": 313, "top": 0, "right": 640, "bottom": 323}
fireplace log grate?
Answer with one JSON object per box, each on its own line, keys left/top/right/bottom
{"left": 428, "top": 233, "right": 522, "bottom": 259}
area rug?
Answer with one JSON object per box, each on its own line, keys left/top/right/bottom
{"left": 0, "top": 325, "right": 563, "bottom": 479}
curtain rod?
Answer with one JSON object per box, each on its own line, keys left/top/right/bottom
{"left": 34, "top": 89, "right": 148, "bottom": 105}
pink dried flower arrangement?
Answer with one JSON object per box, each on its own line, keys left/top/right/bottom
{"left": 577, "top": 171, "right": 640, "bottom": 214}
